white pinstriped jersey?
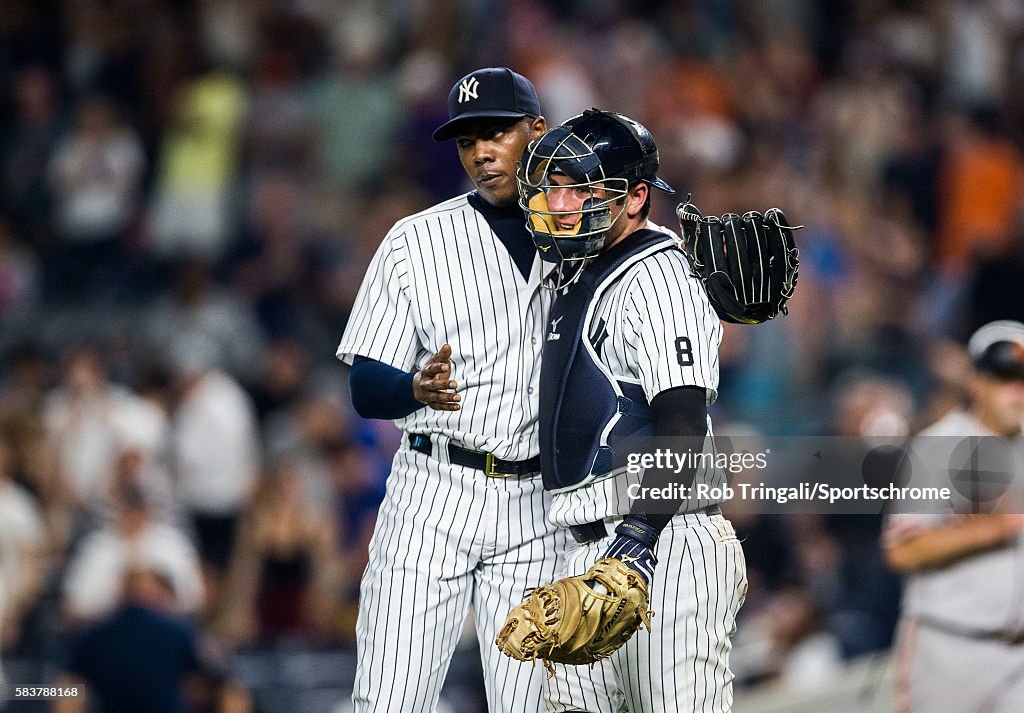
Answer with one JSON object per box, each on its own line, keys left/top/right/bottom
{"left": 337, "top": 191, "right": 567, "bottom": 713}
{"left": 337, "top": 193, "right": 551, "bottom": 461}
{"left": 548, "top": 223, "right": 724, "bottom": 527}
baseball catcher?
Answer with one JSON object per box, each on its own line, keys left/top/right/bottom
{"left": 498, "top": 110, "right": 749, "bottom": 706}
{"left": 676, "top": 201, "right": 800, "bottom": 324}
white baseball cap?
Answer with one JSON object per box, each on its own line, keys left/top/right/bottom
{"left": 967, "top": 320, "right": 1024, "bottom": 380}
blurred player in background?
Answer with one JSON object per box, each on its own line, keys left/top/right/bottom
{"left": 884, "top": 320, "right": 1024, "bottom": 713}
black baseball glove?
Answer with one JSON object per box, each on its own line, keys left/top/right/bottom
{"left": 677, "top": 201, "right": 800, "bottom": 324}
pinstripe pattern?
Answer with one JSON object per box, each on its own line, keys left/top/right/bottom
{"left": 338, "top": 193, "right": 553, "bottom": 461}
{"left": 548, "top": 229, "right": 725, "bottom": 527}
{"left": 599, "top": 244, "right": 721, "bottom": 404}
{"left": 543, "top": 224, "right": 743, "bottom": 712}
{"left": 353, "top": 441, "right": 568, "bottom": 712}
{"left": 543, "top": 513, "right": 747, "bottom": 713}
{"left": 337, "top": 192, "right": 565, "bottom": 712}
{"left": 546, "top": 427, "right": 726, "bottom": 528}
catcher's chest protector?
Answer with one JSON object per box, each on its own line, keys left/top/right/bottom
{"left": 539, "top": 229, "right": 675, "bottom": 493}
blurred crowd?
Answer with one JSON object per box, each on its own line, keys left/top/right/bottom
{"left": 1, "top": 0, "right": 1024, "bottom": 706}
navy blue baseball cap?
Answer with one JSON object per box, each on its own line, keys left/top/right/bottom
{"left": 432, "top": 67, "right": 542, "bottom": 141}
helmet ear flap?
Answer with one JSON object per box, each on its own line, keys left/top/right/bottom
{"left": 531, "top": 232, "right": 561, "bottom": 263}
{"left": 580, "top": 196, "right": 611, "bottom": 234}
{"left": 526, "top": 189, "right": 559, "bottom": 235}
{"left": 526, "top": 189, "right": 563, "bottom": 263}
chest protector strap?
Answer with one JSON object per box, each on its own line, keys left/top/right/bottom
{"left": 540, "top": 229, "right": 679, "bottom": 493}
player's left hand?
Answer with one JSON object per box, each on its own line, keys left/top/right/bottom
{"left": 496, "top": 555, "right": 653, "bottom": 672}
{"left": 677, "top": 201, "right": 800, "bottom": 324}
{"left": 602, "top": 518, "right": 658, "bottom": 587}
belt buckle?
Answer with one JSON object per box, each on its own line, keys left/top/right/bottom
{"left": 485, "top": 452, "right": 511, "bottom": 478}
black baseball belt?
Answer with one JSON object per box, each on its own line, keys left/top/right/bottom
{"left": 408, "top": 434, "right": 540, "bottom": 478}
{"left": 569, "top": 505, "right": 724, "bottom": 545}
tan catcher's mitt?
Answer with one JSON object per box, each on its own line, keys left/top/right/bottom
{"left": 495, "top": 557, "right": 653, "bottom": 674}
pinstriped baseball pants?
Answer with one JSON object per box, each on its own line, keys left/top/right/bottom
{"left": 544, "top": 511, "right": 748, "bottom": 713}
{"left": 351, "top": 439, "right": 568, "bottom": 713}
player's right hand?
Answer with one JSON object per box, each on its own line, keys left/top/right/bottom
{"left": 413, "top": 344, "right": 461, "bottom": 411}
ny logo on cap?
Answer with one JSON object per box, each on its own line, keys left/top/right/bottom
{"left": 458, "top": 76, "right": 480, "bottom": 103}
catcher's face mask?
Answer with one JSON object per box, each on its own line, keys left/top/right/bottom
{"left": 517, "top": 126, "right": 628, "bottom": 290}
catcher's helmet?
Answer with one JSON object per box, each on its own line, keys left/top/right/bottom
{"left": 517, "top": 109, "right": 674, "bottom": 289}
{"left": 564, "top": 109, "right": 675, "bottom": 195}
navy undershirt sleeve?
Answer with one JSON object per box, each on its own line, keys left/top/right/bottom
{"left": 349, "top": 356, "right": 424, "bottom": 420}
{"left": 628, "top": 385, "right": 709, "bottom": 534}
